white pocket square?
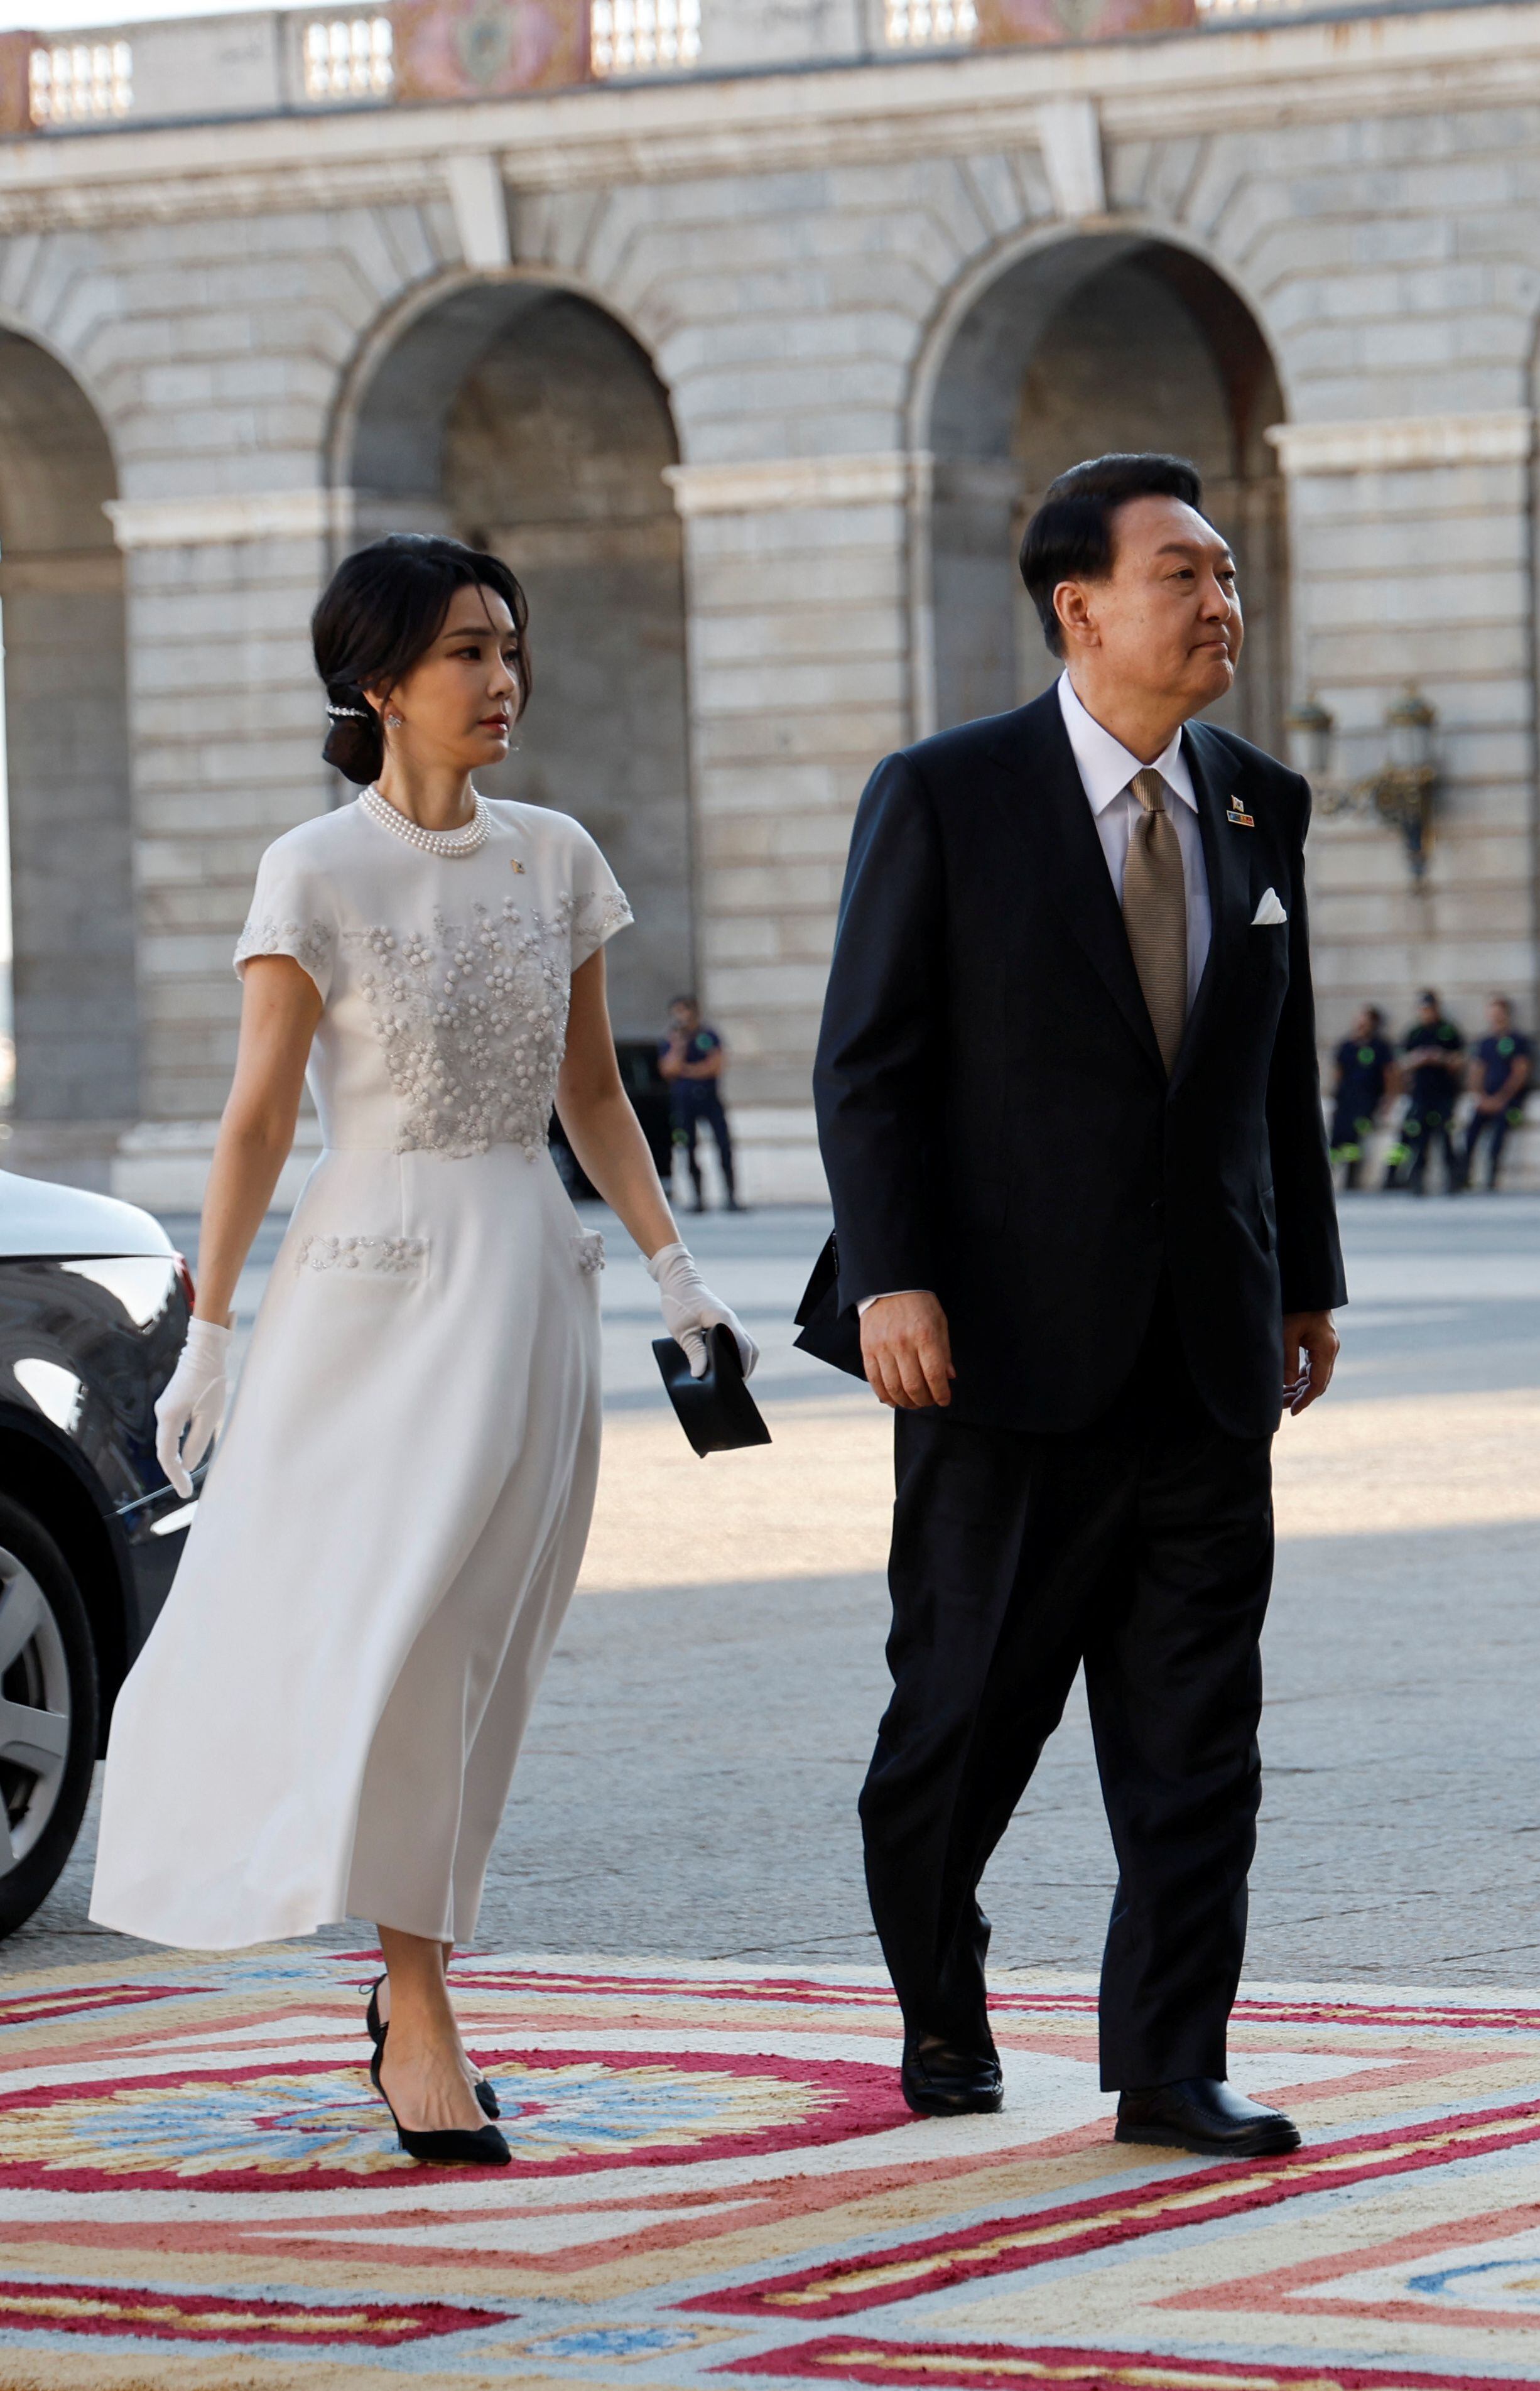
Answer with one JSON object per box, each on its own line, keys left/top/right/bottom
{"left": 1252, "top": 888, "right": 1288, "bottom": 927}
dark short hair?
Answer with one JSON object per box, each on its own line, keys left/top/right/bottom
{"left": 1019, "top": 453, "right": 1208, "bottom": 657}
{"left": 1362, "top": 1004, "right": 1384, "bottom": 1029}
{"left": 1419, "top": 989, "right": 1440, "bottom": 1007}
{"left": 670, "top": 994, "right": 700, "bottom": 1011}
{"left": 312, "top": 533, "right": 531, "bottom": 784}
{"left": 1490, "top": 992, "right": 1514, "bottom": 1011}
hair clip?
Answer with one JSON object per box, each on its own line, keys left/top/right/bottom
{"left": 326, "top": 703, "right": 368, "bottom": 720}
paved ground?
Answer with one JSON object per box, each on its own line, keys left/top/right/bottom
{"left": 9, "top": 1193, "right": 1540, "bottom": 1988}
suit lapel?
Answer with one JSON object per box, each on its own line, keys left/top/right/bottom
{"left": 984, "top": 691, "right": 1164, "bottom": 1076}
{"left": 1171, "top": 720, "right": 1249, "bottom": 1088}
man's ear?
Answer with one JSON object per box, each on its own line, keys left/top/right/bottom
{"left": 1055, "top": 579, "right": 1098, "bottom": 651}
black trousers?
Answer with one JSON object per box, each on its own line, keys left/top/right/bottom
{"left": 1463, "top": 1106, "right": 1516, "bottom": 1188}
{"left": 1330, "top": 1099, "right": 1375, "bottom": 1190}
{"left": 859, "top": 1295, "right": 1274, "bottom": 2091}
{"left": 1394, "top": 1104, "right": 1458, "bottom": 1191}
{"left": 673, "top": 1088, "right": 736, "bottom": 1201}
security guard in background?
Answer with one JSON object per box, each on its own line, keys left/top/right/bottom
{"left": 1329, "top": 1005, "right": 1396, "bottom": 1190}
{"left": 1387, "top": 990, "right": 1465, "bottom": 1193}
{"left": 659, "top": 994, "right": 746, "bottom": 1214}
{"left": 1461, "top": 994, "right": 1532, "bottom": 1190}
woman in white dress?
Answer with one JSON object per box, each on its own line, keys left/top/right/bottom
{"left": 90, "top": 534, "right": 756, "bottom": 2166}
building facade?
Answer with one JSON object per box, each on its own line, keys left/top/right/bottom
{"left": 2, "top": 0, "right": 1537, "bottom": 1203}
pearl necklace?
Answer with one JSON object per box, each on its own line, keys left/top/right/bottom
{"left": 361, "top": 786, "right": 490, "bottom": 857}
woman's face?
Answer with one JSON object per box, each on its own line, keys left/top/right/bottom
{"left": 374, "top": 583, "right": 523, "bottom": 773}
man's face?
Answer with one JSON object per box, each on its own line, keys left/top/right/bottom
{"left": 670, "top": 1004, "right": 698, "bottom": 1037}
{"left": 1056, "top": 495, "right": 1242, "bottom": 712}
{"left": 1418, "top": 1000, "right": 1439, "bottom": 1026}
{"left": 1352, "top": 1009, "right": 1375, "bottom": 1041}
{"left": 1490, "top": 1000, "right": 1512, "bottom": 1034}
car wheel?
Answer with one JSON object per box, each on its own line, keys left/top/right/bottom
{"left": 0, "top": 1497, "right": 100, "bottom": 1938}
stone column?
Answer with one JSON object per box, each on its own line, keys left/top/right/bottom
{"left": 105, "top": 488, "right": 350, "bottom": 1213}
{"left": 664, "top": 453, "right": 926, "bottom": 1203}
{"left": 1, "top": 547, "right": 134, "bottom": 1183}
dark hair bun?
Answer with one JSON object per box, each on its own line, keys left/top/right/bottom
{"left": 322, "top": 684, "right": 384, "bottom": 786}
{"left": 312, "top": 533, "right": 531, "bottom": 784}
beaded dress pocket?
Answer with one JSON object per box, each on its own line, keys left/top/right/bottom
{"left": 296, "top": 1234, "right": 429, "bottom": 1279}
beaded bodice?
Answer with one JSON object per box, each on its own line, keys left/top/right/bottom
{"left": 234, "top": 796, "right": 631, "bottom": 1160}
{"left": 349, "top": 890, "right": 619, "bottom": 1159}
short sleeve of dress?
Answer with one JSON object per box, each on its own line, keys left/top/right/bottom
{"left": 568, "top": 823, "right": 634, "bottom": 972}
{"left": 232, "top": 836, "right": 337, "bottom": 1003}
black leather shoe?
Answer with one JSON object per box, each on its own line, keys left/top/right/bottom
{"left": 1115, "top": 2076, "right": 1301, "bottom": 2158}
{"left": 366, "top": 1973, "right": 500, "bottom": 2120}
{"left": 901, "top": 2032, "right": 1004, "bottom": 2117}
{"left": 370, "top": 2042, "right": 511, "bottom": 2167}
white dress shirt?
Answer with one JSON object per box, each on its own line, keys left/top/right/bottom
{"left": 1056, "top": 671, "right": 1211, "bottom": 1014}
{"left": 857, "top": 680, "right": 1213, "bottom": 1316}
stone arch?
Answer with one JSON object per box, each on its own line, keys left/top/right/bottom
{"left": 915, "top": 229, "right": 1289, "bottom": 750}
{"left": 0, "top": 327, "right": 134, "bottom": 1144}
{"left": 337, "top": 276, "right": 693, "bottom": 1036}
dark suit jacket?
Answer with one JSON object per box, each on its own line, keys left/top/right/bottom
{"left": 809, "top": 685, "right": 1347, "bottom": 1441}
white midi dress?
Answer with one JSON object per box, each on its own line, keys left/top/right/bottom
{"left": 90, "top": 794, "right": 631, "bottom": 1951}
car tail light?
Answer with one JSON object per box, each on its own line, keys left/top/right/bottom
{"left": 173, "top": 1251, "right": 196, "bottom": 1314}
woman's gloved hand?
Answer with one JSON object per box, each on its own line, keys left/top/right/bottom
{"left": 155, "top": 1319, "right": 232, "bottom": 1500}
{"left": 646, "top": 1242, "right": 759, "bottom": 1380}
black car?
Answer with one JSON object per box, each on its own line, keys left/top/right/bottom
{"left": 0, "top": 1169, "right": 192, "bottom": 1936}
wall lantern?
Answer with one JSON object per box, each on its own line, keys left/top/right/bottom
{"left": 1284, "top": 686, "right": 1440, "bottom": 881}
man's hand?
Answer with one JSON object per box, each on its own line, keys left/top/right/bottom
{"left": 1282, "top": 1309, "right": 1338, "bottom": 1415}
{"left": 860, "top": 1291, "right": 956, "bottom": 1410}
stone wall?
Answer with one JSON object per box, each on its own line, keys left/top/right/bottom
{"left": 0, "top": 3, "right": 1536, "bottom": 1201}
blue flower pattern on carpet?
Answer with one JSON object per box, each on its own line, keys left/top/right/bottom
{"left": 43, "top": 2056, "right": 816, "bottom": 2176}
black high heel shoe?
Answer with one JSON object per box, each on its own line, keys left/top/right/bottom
{"left": 369, "top": 2040, "right": 511, "bottom": 2167}
{"left": 365, "top": 1973, "right": 501, "bottom": 2119}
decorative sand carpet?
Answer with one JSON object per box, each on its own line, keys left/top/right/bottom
{"left": 2, "top": 1956, "right": 1540, "bottom": 2388}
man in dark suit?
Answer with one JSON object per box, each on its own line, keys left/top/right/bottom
{"left": 811, "top": 452, "right": 1344, "bottom": 2159}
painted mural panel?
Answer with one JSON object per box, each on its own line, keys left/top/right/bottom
{"left": 976, "top": 0, "right": 1195, "bottom": 40}
{"left": 390, "top": 0, "right": 588, "bottom": 100}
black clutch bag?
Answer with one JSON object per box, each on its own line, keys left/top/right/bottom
{"left": 652, "top": 1321, "right": 773, "bottom": 1458}
{"left": 792, "top": 1232, "right": 865, "bottom": 1379}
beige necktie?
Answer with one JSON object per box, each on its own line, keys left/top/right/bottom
{"left": 1122, "top": 767, "right": 1188, "bottom": 1075}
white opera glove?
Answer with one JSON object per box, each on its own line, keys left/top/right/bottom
{"left": 646, "top": 1242, "right": 759, "bottom": 1381}
{"left": 155, "top": 1319, "right": 232, "bottom": 1500}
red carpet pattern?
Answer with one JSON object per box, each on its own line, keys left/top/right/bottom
{"left": 0, "top": 1953, "right": 1537, "bottom": 2387}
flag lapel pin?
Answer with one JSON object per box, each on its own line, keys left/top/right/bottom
{"left": 1226, "top": 796, "right": 1255, "bottom": 828}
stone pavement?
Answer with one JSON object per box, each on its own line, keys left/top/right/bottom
{"left": 8, "top": 1194, "right": 1540, "bottom": 1990}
